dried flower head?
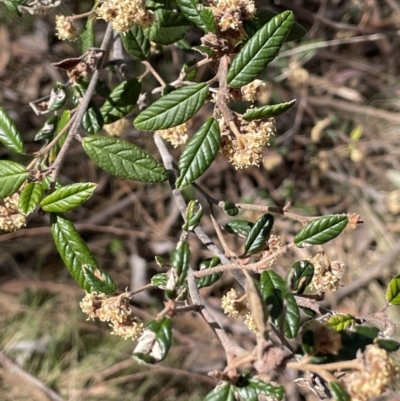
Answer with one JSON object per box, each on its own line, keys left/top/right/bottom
{"left": 220, "top": 116, "right": 276, "bottom": 169}
{"left": 343, "top": 345, "right": 399, "bottom": 401}
{"left": 156, "top": 123, "right": 188, "bottom": 148}
{"left": 96, "top": 0, "right": 154, "bottom": 33}
{"left": 103, "top": 117, "right": 129, "bottom": 137}
{"left": 241, "top": 80, "right": 268, "bottom": 102}
{"left": 80, "top": 292, "right": 144, "bottom": 340}
{"left": 55, "top": 15, "right": 80, "bottom": 42}
{"left": 309, "top": 252, "right": 344, "bottom": 292}
{"left": 258, "top": 234, "right": 283, "bottom": 267}
{"left": 0, "top": 193, "right": 26, "bottom": 232}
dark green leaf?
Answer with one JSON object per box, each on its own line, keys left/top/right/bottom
{"left": 50, "top": 213, "right": 99, "bottom": 292}
{"left": 57, "top": 110, "right": 71, "bottom": 148}
{"left": 223, "top": 201, "right": 239, "bottom": 216}
{"left": 235, "top": 375, "right": 285, "bottom": 401}
{"left": 134, "top": 83, "right": 209, "bottom": 131}
{"left": 180, "top": 59, "right": 198, "bottom": 82}
{"left": 81, "top": 19, "right": 95, "bottom": 53}
{"left": 82, "top": 136, "right": 168, "bottom": 183}
{"left": 260, "top": 270, "right": 300, "bottom": 338}
{"left": 193, "top": 45, "right": 214, "bottom": 58}
{"left": 35, "top": 115, "right": 59, "bottom": 142}
{"left": 294, "top": 215, "right": 348, "bottom": 248}
{"left": 204, "top": 383, "right": 236, "bottom": 401}
{"left": 377, "top": 338, "right": 400, "bottom": 352}
{"left": 326, "top": 314, "right": 355, "bottom": 331}
{"left": 387, "top": 275, "right": 400, "bottom": 305}
{"left": 225, "top": 220, "right": 254, "bottom": 238}
{"left": 244, "top": 213, "right": 274, "bottom": 255}
{"left": 242, "top": 100, "right": 296, "bottom": 121}
{"left": 289, "top": 260, "right": 314, "bottom": 294}
{"left": 171, "top": 241, "right": 190, "bottom": 287}
{"left": 0, "top": 161, "right": 27, "bottom": 199}
{"left": 197, "top": 257, "right": 222, "bottom": 289}
{"left": 176, "top": 117, "right": 220, "bottom": 189}
{"left": 0, "top": 107, "right": 24, "bottom": 154}
{"left": 82, "top": 264, "right": 117, "bottom": 294}
{"left": 176, "top": 0, "right": 217, "bottom": 33}
{"left": 133, "top": 317, "right": 172, "bottom": 363}
{"left": 82, "top": 101, "right": 104, "bottom": 135}
{"left": 18, "top": 182, "right": 43, "bottom": 215}
{"left": 121, "top": 24, "right": 151, "bottom": 61}
{"left": 183, "top": 200, "right": 204, "bottom": 231}
{"left": 101, "top": 79, "right": 142, "bottom": 124}
{"left": 145, "top": 10, "right": 191, "bottom": 45}
{"left": 227, "top": 11, "right": 294, "bottom": 87}
{"left": 329, "top": 382, "right": 350, "bottom": 401}
{"left": 151, "top": 273, "right": 168, "bottom": 289}
{"left": 41, "top": 183, "right": 97, "bottom": 212}
{"left": 48, "top": 84, "right": 67, "bottom": 111}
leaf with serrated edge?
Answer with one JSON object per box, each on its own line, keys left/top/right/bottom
{"left": 260, "top": 270, "right": 300, "bottom": 338}
{"left": 227, "top": 11, "right": 294, "bottom": 87}
{"left": 176, "top": 118, "right": 220, "bottom": 189}
{"left": 329, "top": 382, "right": 351, "bottom": 401}
{"left": 18, "top": 182, "right": 43, "bottom": 215}
{"left": 83, "top": 136, "right": 168, "bottom": 183}
{"left": 236, "top": 377, "right": 285, "bottom": 401}
{"left": 204, "top": 383, "right": 236, "bottom": 401}
{"left": 81, "top": 19, "right": 95, "bottom": 53}
{"left": 176, "top": 0, "right": 217, "bottom": 33}
{"left": 134, "top": 83, "right": 208, "bottom": 131}
{"left": 121, "top": 24, "right": 150, "bottom": 60}
{"left": 0, "top": 107, "right": 24, "bottom": 154}
{"left": 50, "top": 213, "right": 99, "bottom": 291}
{"left": 327, "top": 314, "right": 355, "bottom": 331}
{"left": 41, "top": 183, "right": 97, "bottom": 212}
{"left": 82, "top": 264, "right": 117, "bottom": 294}
{"left": 101, "top": 79, "right": 141, "bottom": 124}
{"left": 83, "top": 102, "right": 104, "bottom": 135}
{"left": 0, "top": 161, "right": 27, "bottom": 199}
{"left": 294, "top": 215, "right": 348, "bottom": 248}
{"left": 243, "top": 100, "right": 296, "bottom": 121}
{"left": 387, "top": 275, "right": 400, "bottom": 305}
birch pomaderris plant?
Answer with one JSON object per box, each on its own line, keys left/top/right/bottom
{"left": 1, "top": 1, "right": 400, "bottom": 400}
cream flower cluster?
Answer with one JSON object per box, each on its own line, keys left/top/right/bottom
{"left": 0, "top": 193, "right": 26, "bottom": 233}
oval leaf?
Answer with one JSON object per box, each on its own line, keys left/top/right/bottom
{"left": 83, "top": 136, "right": 168, "bottom": 183}
{"left": 0, "top": 161, "right": 27, "bottom": 199}
{"left": 326, "top": 314, "right": 355, "bottom": 331}
{"left": 134, "top": 83, "right": 209, "bottom": 131}
{"left": 242, "top": 100, "right": 296, "bottom": 121}
{"left": 82, "top": 264, "right": 117, "bottom": 294}
{"left": 227, "top": 11, "right": 294, "bottom": 88}
{"left": 101, "top": 79, "right": 142, "bottom": 124}
{"left": 176, "top": 117, "right": 220, "bottom": 189}
{"left": 204, "top": 383, "right": 236, "bottom": 401}
{"left": 0, "top": 107, "right": 24, "bottom": 154}
{"left": 235, "top": 376, "right": 285, "bottom": 401}
{"left": 83, "top": 102, "right": 104, "bottom": 135}
{"left": 244, "top": 213, "right": 274, "bottom": 255}
{"left": 294, "top": 215, "right": 348, "bottom": 248}
{"left": 41, "top": 183, "right": 97, "bottom": 212}
{"left": 18, "top": 182, "right": 43, "bottom": 215}
{"left": 289, "top": 260, "right": 314, "bottom": 294}
{"left": 329, "top": 382, "right": 350, "bottom": 401}
{"left": 133, "top": 317, "right": 172, "bottom": 363}
{"left": 387, "top": 275, "right": 400, "bottom": 305}
{"left": 223, "top": 201, "right": 239, "bottom": 216}
{"left": 171, "top": 241, "right": 190, "bottom": 287}
{"left": 50, "top": 213, "right": 99, "bottom": 292}
{"left": 225, "top": 220, "right": 254, "bottom": 238}
{"left": 260, "top": 270, "right": 300, "bottom": 338}
{"left": 176, "top": 0, "right": 217, "bottom": 33}
{"left": 121, "top": 24, "right": 150, "bottom": 60}
{"left": 197, "top": 257, "right": 222, "bottom": 289}
{"left": 81, "top": 19, "right": 95, "bottom": 53}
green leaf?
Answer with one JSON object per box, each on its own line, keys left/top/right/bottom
{"left": 41, "top": 183, "right": 97, "bottom": 213}
{"left": 244, "top": 213, "right": 274, "bottom": 255}
{"left": 101, "top": 79, "right": 141, "bottom": 124}
{"left": 82, "top": 136, "right": 168, "bottom": 183}
{"left": 50, "top": 213, "right": 99, "bottom": 292}
{"left": 176, "top": 118, "right": 220, "bottom": 189}
{"left": 0, "top": 161, "right": 27, "bottom": 199}
{"left": 183, "top": 200, "right": 204, "bottom": 231}
{"left": 227, "top": 11, "right": 294, "bottom": 87}
{"left": 134, "top": 83, "right": 209, "bottom": 131}
{"left": 4, "top": 0, "right": 26, "bottom": 16}
{"left": 133, "top": 317, "right": 172, "bottom": 363}
{"left": 0, "top": 107, "right": 24, "bottom": 154}
{"left": 171, "top": 241, "right": 190, "bottom": 287}
{"left": 176, "top": 0, "right": 217, "bottom": 33}
{"left": 387, "top": 275, "right": 400, "bottom": 305}
{"left": 82, "top": 264, "right": 117, "bottom": 294}
{"left": 81, "top": 19, "right": 95, "bottom": 54}
{"left": 193, "top": 45, "right": 214, "bottom": 58}
{"left": 35, "top": 115, "right": 59, "bottom": 142}
{"left": 223, "top": 201, "right": 239, "bottom": 216}
{"left": 260, "top": 270, "right": 300, "bottom": 338}
{"left": 294, "top": 215, "right": 348, "bottom": 248}
{"left": 326, "top": 314, "right": 355, "bottom": 331}
{"left": 145, "top": 10, "right": 191, "bottom": 45}
{"left": 197, "top": 257, "right": 222, "bottom": 289}
{"left": 121, "top": 24, "right": 150, "bottom": 61}
{"left": 48, "top": 84, "right": 67, "bottom": 112}
{"left": 235, "top": 375, "right": 285, "bottom": 401}
{"left": 151, "top": 273, "right": 168, "bottom": 289}
{"left": 57, "top": 110, "right": 71, "bottom": 148}
{"left": 82, "top": 101, "right": 104, "bottom": 135}
{"left": 204, "top": 383, "right": 236, "bottom": 401}
{"left": 289, "top": 260, "right": 314, "bottom": 294}
{"left": 242, "top": 100, "right": 296, "bottom": 121}
{"left": 225, "top": 220, "right": 254, "bottom": 238}
{"left": 377, "top": 338, "right": 400, "bottom": 352}
{"left": 18, "top": 182, "right": 43, "bottom": 215}
{"left": 329, "top": 382, "right": 350, "bottom": 401}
